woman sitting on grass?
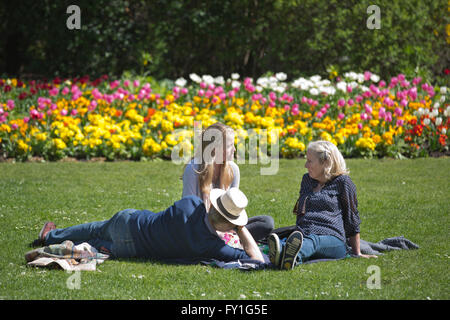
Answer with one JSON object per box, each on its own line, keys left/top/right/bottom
{"left": 268, "top": 140, "right": 377, "bottom": 270}
{"left": 181, "top": 122, "right": 274, "bottom": 248}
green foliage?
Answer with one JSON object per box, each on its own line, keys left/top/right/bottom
{"left": 0, "top": 0, "right": 447, "bottom": 82}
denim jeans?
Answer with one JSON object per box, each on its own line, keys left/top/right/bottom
{"left": 281, "top": 234, "right": 347, "bottom": 264}
{"left": 45, "top": 209, "right": 138, "bottom": 258}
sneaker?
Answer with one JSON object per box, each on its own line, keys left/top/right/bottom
{"left": 38, "top": 221, "right": 56, "bottom": 244}
{"left": 280, "top": 231, "right": 303, "bottom": 270}
{"left": 267, "top": 233, "right": 281, "bottom": 268}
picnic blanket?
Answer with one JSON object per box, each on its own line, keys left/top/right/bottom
{"left": 202, "top": 234, "right": 420, "bottom": 271}
{"left": 25, "top": 240, "right": 109, "bottom": 271}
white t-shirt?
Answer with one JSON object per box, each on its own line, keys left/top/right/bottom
{"left": 181, "top": 159, "right": 240, "bottom": 198}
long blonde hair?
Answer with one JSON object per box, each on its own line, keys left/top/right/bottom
{"left": 307, "top": 140, "right": 349, "bottom": 180}
{"left": 183, "top": 122, "right": 235, "bottom": 208}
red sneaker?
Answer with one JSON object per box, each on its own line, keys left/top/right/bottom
{"left": 38, "top": 221, "right": 56, "bottom": 243}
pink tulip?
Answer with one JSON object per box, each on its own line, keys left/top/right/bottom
{"left": 337, "top": 99, "right": 346, "bottom": 107}
{"left": 364, "top": 71, "right": 372, "bottom": 81}
{"left": 62, "top": 87, "right": 69, "bottom": 95}
{"left": 23, "top": 117, "right": 30, "bottom": 123}
{"left": 394, "top": 107, "right": 402, "bottom": 117}
{"left": 355, "top": 95, "right": 363, "bottom": 103}
{"left": 348, "top": 99, "right": 354, "bottom": 106}
{"left": 347, "top": 86, "right": 353, "bottom": 93}
{"left": 200, "top": 82, "right": 207, "bottom": 89}
{"left": 227, "top": 91, "right": 235, "bottom": 98}
{"left": 378, "top": 107, "right": 386, "bottom": 119}
{"left": 269, "top": 101, "right": 276, "bottom": 108}
{"left": 11, "top": 123, "right": 18, "bottom": 130}
{"left": 284, "top": 104, "right": 291, "bottom": 111}
{"left": 379, "top": 80, "right": 386, "bottom": 88}
{"left": 71, "top": 109, "right": 78, "bottom": 116}
{"left": 198, "top": 89, "right": 205, "bottom": 97}
{"left": 385, "top": 112, "right": 392, "bottom": 122}
{"left": 396, "top": 119, "right": 404, "bottom": 127}
{"left": 357, "top": 123, "right": 363, "bottom": 130}
{"left": 291, "top": 107, "right": 299, "bottom": 116}
{"left": 110, "top": 80, "right": 120, "bottom": 89}
{"left": 133, "top": 80, "right": 140, "bottom": 87}
{"left": 364, "top": 104, "right": 373, "bottom": 114}
{"left": 49, "top": 87, "right": 59, "bottom": 96}
{"left": 60, "top": 109, "right": 68, "bottom": 116}
{"left": 7, "top": 99, "right": 15, "bottom": 110}
{"left": 181, "top": 88, "right": 188, "bottom": 95}
{"left": 219, "top": 93, "right": 226, "bottom": 100}
{"left": 269, "top": 92, "right": 277, "bottom": 101}
{"left": 261, "top": 98, "right": 267, "bottom": 105}
{"left": 301, "top": 96, "right": 307, "bottom": 104}
{"left": 316, "top": 111, "right": 323, "bottom": 119}
{"left": 338, "top": 113, "right": 345, "bottom": 120}
{"left": 412, "top": 77, "right": 422, "bottom": 85}
{"left": 123, "top": 80, "right": 130, "bottom": 87}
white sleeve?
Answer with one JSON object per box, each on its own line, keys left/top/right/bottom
{"left": 229, "top": 161, "right": 240, "bottom": 188}
{"left": 182, "top": 162, "right": 201, "bottom": 198}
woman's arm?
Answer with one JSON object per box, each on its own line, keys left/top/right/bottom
{"left": 348, "top": 233, "right": 377, "bottom": 258}
{"left": 235, "top": 226, "right": 264, "bottom": 262}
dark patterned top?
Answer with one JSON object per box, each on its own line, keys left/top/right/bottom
{"left": 294, "top": 173, "right": 361, "bottom": 242}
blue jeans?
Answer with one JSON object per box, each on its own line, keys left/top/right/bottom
{"left": 45, "top": 209, "right": 138, "bottom": 258}
{"left": 281, "top": 234, "right": 347, "bottom": 264}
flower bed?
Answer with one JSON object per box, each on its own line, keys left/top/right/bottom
{"left": 0, "top": 71, "right": 448, "bottom": 162}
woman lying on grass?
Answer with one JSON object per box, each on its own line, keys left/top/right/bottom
{"left": 268, "top": 140, "right": 377, "bottom": 270}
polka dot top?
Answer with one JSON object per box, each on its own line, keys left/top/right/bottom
{"left": 294, "top": 173, "right": 361, "bottom": 242}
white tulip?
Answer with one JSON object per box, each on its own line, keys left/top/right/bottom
{"left": 202, "top": 75, "right": 214, "bottom": 85}
{"left": 310, "top": 75, "right": 321, "bottom": 83}
{"left": 440, "top": 86, "right": 447, "bottom": 94}
{"left": 189, "top": 73, "right": 201, "bottom": 83}
{"left": 433, "top": 102, "right": 440, "bottom": 109}
{"left": 309, "top": 88, "right": 319, "bottom": 95}
{"left": 175, "top": 77, "right": 187, "bottom": 87}
{"left": 442, "top": 128, "right": 447, "bottom": 135}
{"left": 214, "top": 76, "right": 225, "bottom": 85}
{"left": 440, "top": 96, "right": 446, "bottom": 103}
{"left": 275, "top": 72, "right": 287, "bottom": 81}
{"left": 423, "top": 118, "right": 430, "bottom": 126}
{"left": 430, "top": 109, "right": 439, "bottom": 118}
{"left": 231, "top": 80, "right": 241, "bottom": 89}
{"left": 231, "top": 73, "right": 240, "bottom": 80}
{"left": 435, "top": 117, "right": 442, "bottom": 126}
{"left": 370, "top": 74, "right": 380, "bottom": 83}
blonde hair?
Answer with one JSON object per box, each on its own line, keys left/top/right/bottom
{"left": 182, "top": 122, "right": 235, "bottom": 208}
{"left": 307, "top": 140, "right": 349, "bottom": 180}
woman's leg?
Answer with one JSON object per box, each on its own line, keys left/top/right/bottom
{"left": 296, "top": 234, "right": 347, "bottom": 264}
{"left": 246, "top": 215, "right": 275, "bottom": 242}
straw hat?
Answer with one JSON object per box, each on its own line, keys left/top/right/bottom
{"left": 210, "top": 187, "right": 248, "bottom": 226}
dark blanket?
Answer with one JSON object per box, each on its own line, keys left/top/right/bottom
{"left": 202, "top": 227, "right": 420, "bottom": 270}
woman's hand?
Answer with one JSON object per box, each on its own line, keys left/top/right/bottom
{"left": 356, "top": 253, "right": 378, "bottom": 259}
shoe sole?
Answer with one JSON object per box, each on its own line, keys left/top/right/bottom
{"left": 267, "top": 233, "right": 281, "bottom": 267}
{"left": 280, "top": 231, "right": 303, "bottom": 270}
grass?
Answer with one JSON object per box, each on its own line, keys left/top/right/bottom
{"left": 0, "top": 158, "right": 449, "bottom": 300}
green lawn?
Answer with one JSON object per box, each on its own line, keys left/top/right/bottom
{"left": 0, "top": 158, "right": 448, "bottom": 300}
